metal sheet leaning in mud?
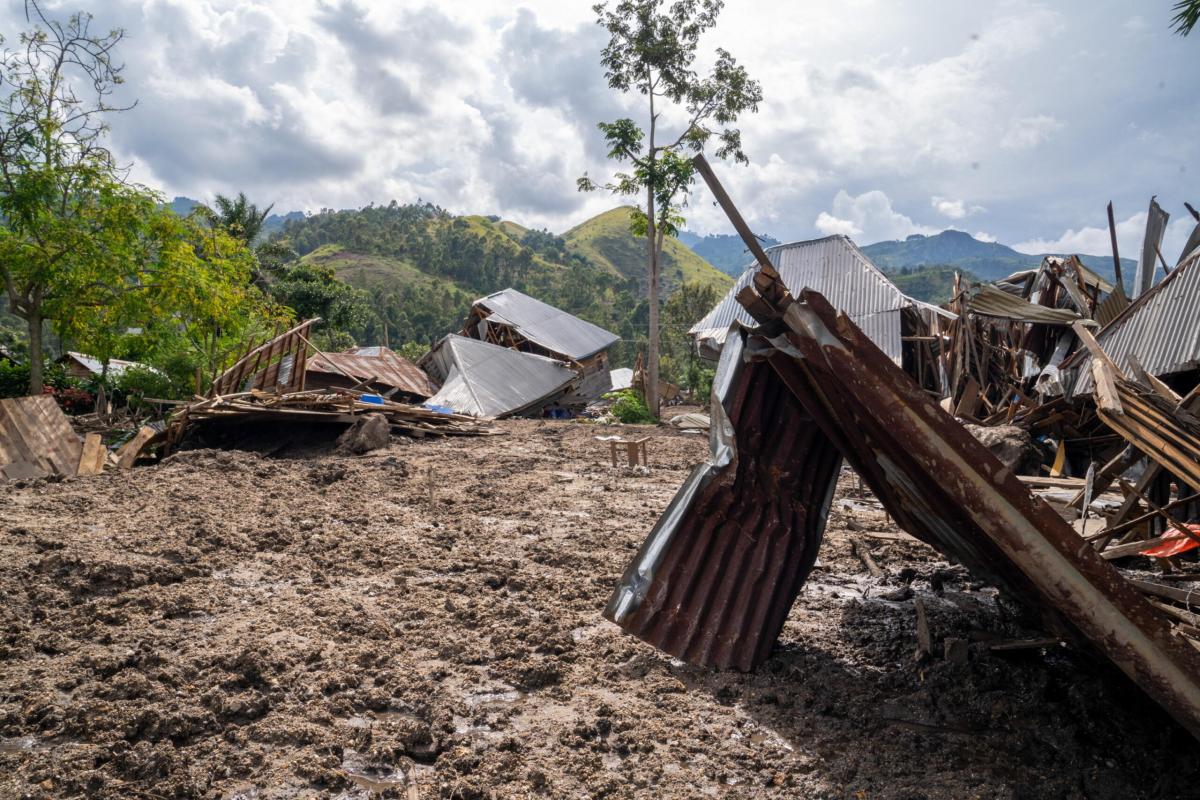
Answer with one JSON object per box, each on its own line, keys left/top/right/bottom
{"left": 603, "top": 324, "right": 843, "bottom": 671}
{"left": 751, "top": 283, "right": 1200, "bottom": 741}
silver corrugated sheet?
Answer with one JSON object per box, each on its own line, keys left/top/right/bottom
{"left": 1071, "top": 249, "right": 1200, "bottom": 395}
{"left": 423, "top": 334, "right": 576, "bottom": 419}
{"left": 688, "top": 235, "right": 919, "bottom": 364}
{"left": 966, "top": 285, "right": 1082, "bottom": 325}
{"left": 474, "top": 288, "right": 619, "bottom": 361}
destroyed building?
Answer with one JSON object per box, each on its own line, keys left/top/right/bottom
{"left": 420, "top": 334, "right": 578, "bottom": 419}
{"left": 687, "top": 235, "right": 953, "bottom": 378}
{"left": 462, "top": 288, "right": 620, "bottom": 404}
{"left": 606, "top": 155, "right": 1200, "bottom": 742}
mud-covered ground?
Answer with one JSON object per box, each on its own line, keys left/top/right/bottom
{"left": 1, "top": 417, "right": 1197, "bottom": 799}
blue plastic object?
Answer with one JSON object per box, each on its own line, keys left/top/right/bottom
{"left": 360, "top": 394, "right": 385, "bottom": 405}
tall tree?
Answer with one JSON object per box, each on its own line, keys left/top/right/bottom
{"left": 580, "top": 0, "right": 760, "bottom": 416}
{"left": 0, "top": 0, "right": 144, "bottom": 393}
{"left": 207, "top": 192, "right": 274, "bottom": 245}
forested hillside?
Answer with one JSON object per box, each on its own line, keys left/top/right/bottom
{"left": 270, "top": 202, "right": 732, "bottom": 369}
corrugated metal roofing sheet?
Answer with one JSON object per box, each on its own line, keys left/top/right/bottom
{"left": 423, "top": 334, "right": 576, "bottom": 419}
{"left": 306, "top": 347, "right": 435, "bottom": 398}
{"left": 474, "top": 288, "right": 619, "bottom": 361}
{"left": 64, "top": 352, "right": 159, "bottom": 378}
{"left": 1071, "top": 249, "right": 1200, "bottom": 395}
{"left": 688, "top": 235, "right": 914, "bottom": 364}
{"left": 966, "top": 285, "right": 1083, "bottom": 325}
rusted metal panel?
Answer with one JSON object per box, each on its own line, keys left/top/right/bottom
{"left": 748, "top": 281, "right": 1200, "bottom": 740}
{"left": 306, "top": 348, "right": 434, "bottom": 398}
{"left": 604, "top": 330, "right": 842, "bottom": 670}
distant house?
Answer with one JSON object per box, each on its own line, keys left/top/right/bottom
{"left": 462, "top": 288, "right": 620, "bottom": 405}
{"left": 689, "top": 235, "right": 952, "bottom": 368}
{"left": 304, "top": 345, "right": 435, "bottom": 401}
{"left": 59, "top": 352, "right": 158, "bottom": 381}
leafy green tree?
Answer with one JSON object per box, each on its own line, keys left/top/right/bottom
{"left": 268, "top": 262, "right": 373, "bottom": 338}
{"left": 0, "top": 1, "right": 148, "bottom": 393}
{"left": 1174, "top": 0, "right": 1199, "bottom": 35}
{"left": 579, "top": 0, "right": 761, "bottom": 417}
{"left": 206, "top": 192, "right": 274, "bottom": 245}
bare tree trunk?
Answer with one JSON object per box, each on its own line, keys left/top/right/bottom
{"left": 646, "top": 184, "right": 661, "bottom": 419}
{"left": 27, "top": 311, "right": 44, "bottom": 396}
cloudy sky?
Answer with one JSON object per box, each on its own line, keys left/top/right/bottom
{"left": 6, "top": 0, "right": 1198, "bottom": 259}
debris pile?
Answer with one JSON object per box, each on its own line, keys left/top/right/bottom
{"left": 607, "top": 155, "right": 1200, "bottom": 741}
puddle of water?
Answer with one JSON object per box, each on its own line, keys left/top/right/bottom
{"left": 0, "top": 736, "right": 40, "bottom": 753}
{"left": 464, "top": 688, "right": 519, "bottom": 708}
{"left": 340, "top": 748, "right": 431, "bottom": 794}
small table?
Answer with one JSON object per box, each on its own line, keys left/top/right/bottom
{"left": 605, "top": 436, "right": 650, "bottom": 468}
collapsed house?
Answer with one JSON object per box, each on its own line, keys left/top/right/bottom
{"left": 420, "top": 334, "right": 578, "bottom": 419}
{"left": 688, "top": 235, "right": 954, "bottom": 390}
{"left": 606, "top": 155, "right": 1200, "bottom": 742}
{"left": 305, "top": 345, "right": 435, "bottom": 401}
{"left": 462, "top": 288, "right": 620, "bottom": 405}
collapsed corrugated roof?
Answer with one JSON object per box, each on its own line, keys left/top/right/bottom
{"left": 688, "top": 235, "right": 928, "bottom": 363}
{"left": 306, "top": 347, "right": 435, "bottom": 398}
{"left": 422, "top": 334, "right": 576, "bottom": 419}
{"left": 471, "top": 288, "right": 619, "bottom": 361}
{"left": 965, "top": 284, "right": 1084, "bottom": 325}
{"left": 608, "top": 276, "right": 1200, "bottom": 740}
{"left": 1071, "top": 247, "right": 1200, "bottom": 395}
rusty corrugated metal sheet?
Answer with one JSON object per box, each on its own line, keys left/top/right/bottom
{"left": 306, "top": 347, "right": 435, "bottom": 398}
{"left": 604, "top": 329, "right": 842, "bottom": 670}
{"left": 754, "top": 279, "right": 1200, "bottom": 739}
{"left": 1071, "top": 249, "right": 1200, "bottom": 395}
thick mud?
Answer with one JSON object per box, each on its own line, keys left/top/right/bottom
{"left": 1, "top": 418, "right": 1196, "bottom": 799}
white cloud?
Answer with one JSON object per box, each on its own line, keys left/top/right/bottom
{"left": 0, "top": 0, "right": 1192, "bottom": 244}
{"left": 931, "top": 196, "right": 983, "bottom": 219}
{"left": 814, "top": 189, "right": 939, "bottom": 243}
{"left": 1001, "top": 115, "right": 1065, "bottom": 150}
{"left": 1013, "top": 212, "right": 1197, "bottom": 263}
{"left": 974, "top": 231, "right": 998, "bottom": 243}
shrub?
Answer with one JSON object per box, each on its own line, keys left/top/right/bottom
{"left": 116, "top": 365, "right": 177, "bottom": 410}
{"left": 605, "top": 388, "right": 655, "bottom": 424}
{"left": 0, "top": 360, "right": 30, "bottom": 398}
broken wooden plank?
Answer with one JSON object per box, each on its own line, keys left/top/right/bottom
{"left": 77, "top": 433, "right": 107, "bottom": 476}
{"left": 115, "top": 426, "right": 157, "bottom": 469}
{"left": 0, "top": 395, "right": 83, "bottom": 479}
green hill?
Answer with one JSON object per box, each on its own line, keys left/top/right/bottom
{"left": 563, "top": 207, "right": 733, "bottom": 293}
{"left": 271, "top": 203, "right": 728, "bottom": 365}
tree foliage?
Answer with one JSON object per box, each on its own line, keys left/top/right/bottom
{"left": 1174, "top": 0, "right": 1200, "bottom": 35}
{"left": 580, "top": 0, "right": 760, "bottom": 416}
{"left": 0, "top": 1, "right": 139, "bottom": 392}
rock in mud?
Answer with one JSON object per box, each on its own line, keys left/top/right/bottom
{"left": 337, "top": 413, "right": 391, "bottom": 455}
{"left": 963, "top": 423, "right": 1041, "bottom": 474}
